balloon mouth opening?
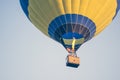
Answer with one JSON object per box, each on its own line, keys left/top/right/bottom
{"left": 62, "top": 32, "right": 84, "bottom": 52}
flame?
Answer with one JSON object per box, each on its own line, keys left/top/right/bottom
{"left": 72, "top": 37, "right": 76, "bottom": 51}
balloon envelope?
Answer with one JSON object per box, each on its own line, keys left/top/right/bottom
{"left": 20, "top": 0, "right": 120, "bottom": 52}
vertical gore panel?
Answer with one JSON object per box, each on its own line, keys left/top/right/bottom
{"left": 62, "top": 0, "right": 71, "bottom": 13}
{"left": 20, "top": 0, "right": 29, "bottom": 17}
{"left": 78, "top": 0, "right": 90, "bottom": 15}
{"left": 115, "top": 0, "right": 120, "bottom": 17}
{"left": 71, "top": 0, "right": 80, "bottom": 14}
{"left": 50, "top": 0, "right": 65, "bottom": 14}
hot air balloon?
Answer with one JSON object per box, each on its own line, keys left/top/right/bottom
{"left": 20, "top": 0, "right": 120, "bottom": 68}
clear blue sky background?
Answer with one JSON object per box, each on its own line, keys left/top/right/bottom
{"left": 0, "top": 0, "right": 120, "bottom": 80}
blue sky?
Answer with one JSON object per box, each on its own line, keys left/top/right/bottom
{"left": 0, "top": 0, "right": 120, "bottom": 80}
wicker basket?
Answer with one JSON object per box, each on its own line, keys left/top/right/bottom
{"left": 66, "top": 55, "right": 80, "bottom": 68}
